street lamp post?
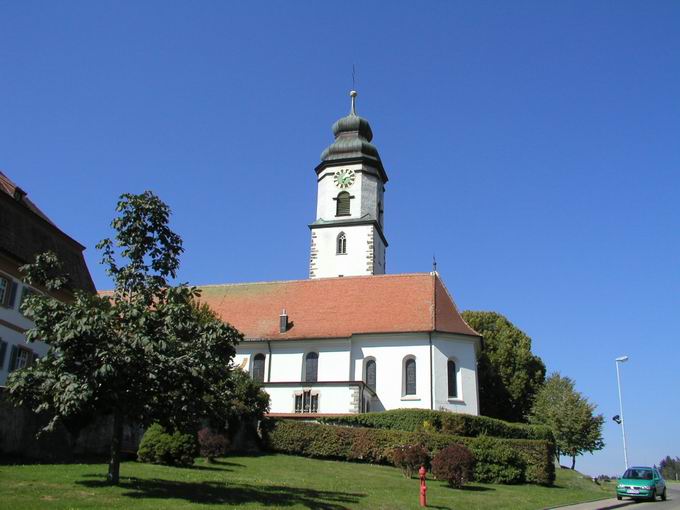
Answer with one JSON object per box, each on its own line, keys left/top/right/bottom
{"left": 615, "top": 356, "right": 629, "bottom": 470}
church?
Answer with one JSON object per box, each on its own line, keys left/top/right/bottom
{"left": 199, "top": 92, "right": 482, "bottom": 417}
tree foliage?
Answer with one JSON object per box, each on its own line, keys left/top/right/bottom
{"left": 659, "top": 456, "right": 680, "bottom": 480}
{"left": 529, "top": 373, "right": 604, "bottom": 469}
{"left": 7, "top": 191, "right": 244, "bottom": 484}
{"left": 461, "top": 311, "right": 546, "bottom": 422}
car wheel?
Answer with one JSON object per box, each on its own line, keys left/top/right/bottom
{"left": 661, "top": 488, "right": 666, "bottom": 501}
{"left": 616, "top": 495, "right": 622, "bottom": 501}
{"left": 649, "top": 489, "right": 656, "bottom": 502}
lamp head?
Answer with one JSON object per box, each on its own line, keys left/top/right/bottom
{"left": 616, "top": 356, "right": 629, "bottom": 363}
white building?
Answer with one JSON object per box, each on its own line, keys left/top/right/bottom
{"left": 200, "top": 92, "right": 482, "bottom": 416}
{"left": 0, "top": 171, "right": 96, "bottom": 385}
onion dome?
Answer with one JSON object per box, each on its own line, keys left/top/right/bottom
{"left": 320, "top": 91, "right": 382, "bottom": 164}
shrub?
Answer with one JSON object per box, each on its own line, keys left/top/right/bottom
{"left": 469, "top": 436, "right": 524, "bottom": 484}
{"left": 318, "top": 409, "right": 553, "bottom": 441}
{"left": 390, "top": 444, "right": 430, "bottom": 478}
{"left": 138, "top": 423, "right": 197, "bottom": 467}
{"left": 198, "top": 427, "right": 229, "bottom": 462}
{"left": 431, "top": 444, "right": 475, "bottom": 488}
{"left": 265, "top": 419, "right": 555, "bottom": 485}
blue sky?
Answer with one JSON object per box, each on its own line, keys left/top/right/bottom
{"left": 1, "top": 1, "right": 678, "bottom": 476}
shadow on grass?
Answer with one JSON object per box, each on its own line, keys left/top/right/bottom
{"left": 459, "top": 485, "right": 495, "bottom": 492}
{"left": 77, "top": 477, "right": 366, "bottom": 509}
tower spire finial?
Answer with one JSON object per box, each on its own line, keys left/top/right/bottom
{"left": 350, "top": 89, "right": 357, "bottom": 115}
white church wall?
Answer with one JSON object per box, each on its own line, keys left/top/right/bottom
{"left": 234, "top": 335, "right": 479, "bottom": 416}
{"left": 235, "top": 339, "right": 351, "bottom": 382}
{"left": 432, "top": 334, "right": 479, "bottom": 415}
{"left": 264, "top": 383, "right": 354, "bottom": 414}
{"left": 350, "top": 333, "right": 432, "bottom": 411}
{"left": 311, "top": 224, "right": 374, "bottom": 278}
{"left": 358, "top": 169, "right": 381, "bottom": 219}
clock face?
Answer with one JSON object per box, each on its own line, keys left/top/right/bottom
{"left": 333, "top": 169, "right": 356, "bottom": 189}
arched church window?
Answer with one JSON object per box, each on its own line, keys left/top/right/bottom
{"left": 336, "top": 192, "right": 351, "bottom": 216}
{"left": 447, "top": 360, "right": 457, "bottom": 398}
{"left": 365, "top": 359, "right": 376, "bottom": 391}
{"left": 336, "top": 232, "right": 347, "bottom": 255}
{"left": 305, "top": 352, "right": 318, "bottom": 382}
{"left": 252, "top": 353, "right": 265, "bottom": 383}
{"left": 404, "top": 357, "right": 416, "bottom": 395}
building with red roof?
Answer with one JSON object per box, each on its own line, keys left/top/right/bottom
{"left": 0, "top": 171, "right": 95, "bottom": 384}
{"left": 199, "top": 92, "right": 482, "bottom": 416}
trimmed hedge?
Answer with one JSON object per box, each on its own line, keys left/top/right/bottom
{"left": 318, "top": 409, "right": 553, "bottom": 441}
{"left": 265, "top": 419, "right": 555, "bottom": 485}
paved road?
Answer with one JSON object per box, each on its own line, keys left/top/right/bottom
{"left": 552, "top": 484, "right": 680, "bottom": 510}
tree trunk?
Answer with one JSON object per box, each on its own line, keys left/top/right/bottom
{"left": 107, "top": 410, "right": 123, "bottom": 484}
{"left": 571, "top": 455, "right": 576, "bottom": 470}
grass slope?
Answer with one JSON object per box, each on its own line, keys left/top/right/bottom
{"left": 0, "top": 454, "right": 613, "bottom": 510}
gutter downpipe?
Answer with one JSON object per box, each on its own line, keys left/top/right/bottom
{"left": 267, "top": 340, "right": 272, "bottom": 383}
{"left": 429, "top": 332, "right": 434, "bottom": 410}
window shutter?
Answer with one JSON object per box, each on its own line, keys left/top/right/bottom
{"left": 7, "top": 282, "right": 18, "bottom": 308}
{"left": 0, "top": 340, "right": 7, "bottom": 369}
{"left": 8, "top": 345, "right": 18, "bottom": 372}
{"left": 336, "top": 192, "right": 351, "bottom": 216}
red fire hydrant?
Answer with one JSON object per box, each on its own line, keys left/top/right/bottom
{"left": 419, "top": 465, "right": 427, "bottom": 507}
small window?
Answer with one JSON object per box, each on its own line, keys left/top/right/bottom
{"left": 405, "top": 358, "right": 416, "bottom": 395}
{"left": 0, "top": 277, "right": 8, "bottom": 305}
{"left": 11, "top": 346, "right": 33, "bottom": 371}
{"left": 295, "top": 390, "right": 318, "bottom": 413}
{"left": 365, "top": 359, "right": 376, "bottom": 391}
{"left": 447, "top": 360, "right": 457, "bottom": 398}
{"left": 0, "top": 276, "right": 17, "bottom": 309}
{"left": 252, "top": 353, "right": 265, "bottom": 383}
{"left": 337, "top": 232, "right": 347, "bottom": 255}
{"left": 336, "top": 192, "right": 351, "bottom": 216}
{"left": 305, "top": 352, "right": 318, "bottom": 382}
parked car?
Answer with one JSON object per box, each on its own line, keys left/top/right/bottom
{"left": 616, "top": 466, "right": 666, "bottom": 502}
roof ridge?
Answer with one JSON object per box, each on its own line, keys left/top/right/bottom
{"left": 195, "top": 272, "right": 434, "bottom": 288}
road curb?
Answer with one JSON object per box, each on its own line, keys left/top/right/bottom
{"left": 545, "top": 498, "right": 635, "bottom": 510}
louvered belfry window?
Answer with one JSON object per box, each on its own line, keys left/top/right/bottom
{"left": 405, "top": 358, "right": 416, "bottom": 395}
{"left": 305, "top": 352, "right": 318, "bottom": 382}
{"left": 252, "top": 353, "right": 265, "bottom": 383}
{"left": 336, "top": 192, "right": 351, "bottom": 216}
{"left": 366, "top": 359, "right": 376, "bottom": 391}
{"left": 447, "top": 360, "right": 457, "bottom": 398}
{"left": 337, "top": 232, "right": 347, "bottom": 254}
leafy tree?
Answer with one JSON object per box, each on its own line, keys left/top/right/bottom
{"left": 7, "top": 191, "right": 243, "bottom": 484}
{"left": 659, "top": 456, "right": 680, "bottom": 480}
{"left": 529, "top": 373, "right": 604, "bottom": 469}
{"left": 461, "top": 311, "right": 546, "bottom": 422}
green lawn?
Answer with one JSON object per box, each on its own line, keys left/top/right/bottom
{"left": 0, "top": 454, "right": 613, "bottom": 510}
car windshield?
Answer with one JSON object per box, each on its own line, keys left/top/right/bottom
{"left": 623, "top": 469, "right": 653, "bottom": 480}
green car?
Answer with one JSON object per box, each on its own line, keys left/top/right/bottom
{"left": 616, "top": 466, "right": 667, "bottom": 502}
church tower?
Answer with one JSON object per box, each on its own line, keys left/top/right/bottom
{"left": 309, "top": 91, "right": 388, "bottom": 278}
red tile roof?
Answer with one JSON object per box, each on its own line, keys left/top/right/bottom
{"left": 0, "top": 171, "right": 54, "bottom": 226}
{"left": 197, "top": 273, "right": 480, "bottom": 341}
{"left": 0, "top": 170, "right": 96, "bottom": 293}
